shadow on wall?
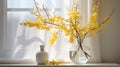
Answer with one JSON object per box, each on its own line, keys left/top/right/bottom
{"left": 12, "top": 25, "right": 45, "bottom": 59}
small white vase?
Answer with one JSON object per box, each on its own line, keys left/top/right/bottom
{"left": 36, "top": 45, "right": 48, "bottom": 65}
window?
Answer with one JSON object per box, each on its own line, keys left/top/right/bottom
{"left": 2, "top": 0, "right": 101, "bottom": 63}
{"left": 5, "top": 0, "right": 72, "bottom": 61}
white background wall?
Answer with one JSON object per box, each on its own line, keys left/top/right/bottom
{"left": 99, "top": 0, "right": 120, "bottom": 64}
{"left": 0, "top": 0, "right": 5, "bottom": 58}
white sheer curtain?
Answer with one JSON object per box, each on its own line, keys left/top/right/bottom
{"left": 5, "top": 0, "right": 71, "bottom": 62}
{"left": 2, "top": 0, "right": 101, "bottom": 63}
{"left": 45, "top": 0, "right": 101, "bottom": 62}
{"left": 88, "top": 0, "right": 101, "bottom": 62}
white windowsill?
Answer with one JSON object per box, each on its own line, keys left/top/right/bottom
{"left": 0, "top": 59, "right": 119, "bottom": 67}
{"left": 0, "top": 63, "right": 119, "bottom": 67}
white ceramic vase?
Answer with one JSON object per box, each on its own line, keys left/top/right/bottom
{"left": 36, "top": 45, "right": 48, "bottom": 65}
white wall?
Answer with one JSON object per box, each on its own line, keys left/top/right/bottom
{"left": 0, "top": 0, "right": 5, "bottom": 57}
{"left": 99, "top": 0, "right": 120, "bottom": 64}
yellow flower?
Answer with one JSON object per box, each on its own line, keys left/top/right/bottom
{"left": 75, "top": 21, "right": 80, "bottom": 27}
{"left": 22, "top": 20, "right": 35, "bottom": 27}
{"left": 48, "top": 15, "right": 63, "bottom": 23}
{"left": 49, "top": 18, "right": 55, "bottom": 23}
{"left": 77, "top": 26, "right": 87, "bottom": 37}
{"left": 87, "top": 22, "right": 99, "bottom": 36}
{"left": 45, "top": 60, "right": 63, "bottom": 65}
{"left": 67, "top": 9, "right": 79, "bottom": 22}
{"left": 69, "top": 34, "right": 75, "bottom": 43}
{"left": 90, "top": 12, "right": 98, "bottom": 23}
{"left": 42, "top": 18, "right": 48, "bottom": 22}
{"left": 48, "top": 30, "right": 57, "bottom": 45}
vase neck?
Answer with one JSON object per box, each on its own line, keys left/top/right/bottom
{"left": 40, "top": 45, "right": 45, "bottom": 51}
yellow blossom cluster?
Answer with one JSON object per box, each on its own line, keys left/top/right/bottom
{"left": 45, "top": 60, "right": 63, "bottom": 65}
{"left": 49, "top": 15, "right": 63, "bottom": 23}
{"left": 48, "top": 30, "right": 57, "bottom": 45}
{"left": 21, "top": 0, "right": 113, "bottom": 45}
{"left": 21, "top": 16, "right": 50, "bottom": 31}
{"left": 68, "top": 9, "right": 80, "bottom": 22}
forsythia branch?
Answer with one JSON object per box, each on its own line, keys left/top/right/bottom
{"left": 21, "top": 0, "right": 114, "bottom": 60}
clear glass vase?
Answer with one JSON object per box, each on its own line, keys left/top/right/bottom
{"left": 69, "top": 44, "right": 90, "bottom": 64}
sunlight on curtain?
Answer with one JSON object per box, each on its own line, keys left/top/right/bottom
{"left": 87, "top": 0, "right": 101, "bottom": 62}
{"left": 6, "top": 0, "right": 101, "bottom": 62}
{"left": 6, "top": 0, "right": 47, "bottom": 60}
{"left": 6, "top": 0, "right": 71, "bottom": 61}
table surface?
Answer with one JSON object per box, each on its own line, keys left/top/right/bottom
{"left": 0, "top": 63, "right": 119, "bottom": 67}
